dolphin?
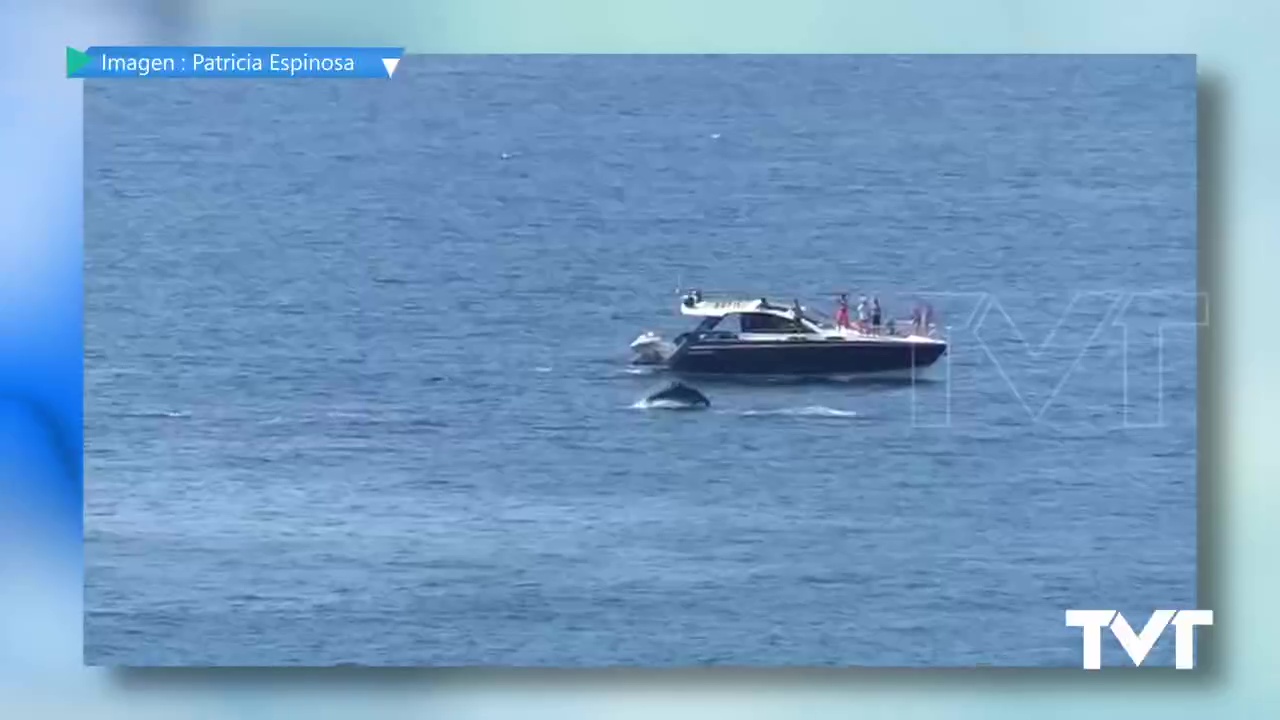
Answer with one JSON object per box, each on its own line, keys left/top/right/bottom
{"left": 640, "top": 381, "right": 711, "bottom": 409}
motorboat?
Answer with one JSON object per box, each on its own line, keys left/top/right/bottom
{"left": 628, "top": 291, "right": 947, "bottom": 377}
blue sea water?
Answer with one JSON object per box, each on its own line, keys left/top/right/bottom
{"left": 84, "top": 55, "right": 1198, "bottom": 667}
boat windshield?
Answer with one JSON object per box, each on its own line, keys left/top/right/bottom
{"left": 738, "top": 311, "right": 822, "bottom": 335}
{"left": 800, "top": 307, "right": 835, "bottom": 329}
{"left": 694, "top": 316, "right": 722, "bottom": 332}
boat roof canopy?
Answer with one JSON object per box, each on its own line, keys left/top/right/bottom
{"left": 679, "top": 297, "right": 818, "bottom": 321}
{"left": 679, "top": 298, "right": 767, "bottom": 317}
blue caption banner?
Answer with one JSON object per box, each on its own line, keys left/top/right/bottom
{"left": 66, "top": 46, "right": 406, "bottom": 79}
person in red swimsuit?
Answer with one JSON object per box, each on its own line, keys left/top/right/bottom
{"left": 834, "top": 293, "right": 852, "bottom": 329}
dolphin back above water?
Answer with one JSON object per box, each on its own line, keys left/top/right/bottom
{"left": 641, "top": 381, "right": 711, "bottom": 409}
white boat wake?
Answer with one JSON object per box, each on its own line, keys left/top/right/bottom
{"left": 738, "top": 406, "right": 859, "bottom": 419}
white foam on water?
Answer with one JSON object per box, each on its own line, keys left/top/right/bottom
{"left": 631, "top": 398, "right": 701, "bottom": 411}
{"left": 121, "top": 410, "right": 190, "bottom": 419}
{"left": 739, "top": 406, "right": 859, "bottom": 419}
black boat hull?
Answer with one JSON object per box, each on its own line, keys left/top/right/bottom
{"left": 667, "top": 339, "right": 946, "bottom": 376}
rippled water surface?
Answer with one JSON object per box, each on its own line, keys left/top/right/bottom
{"left": 85, "top": 55, "right": 1197, "bottom": 666}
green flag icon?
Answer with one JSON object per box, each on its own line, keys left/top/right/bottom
{"left": 67, "top": 47, "right": 92, "bottom": 76}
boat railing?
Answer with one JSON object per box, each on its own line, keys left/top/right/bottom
{"left": 837, "top": 318, "right": 943, "bottom": 339}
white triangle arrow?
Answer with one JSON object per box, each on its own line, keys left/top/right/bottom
{"left": 382, "top": 58, "right": 400, "bottom": 78}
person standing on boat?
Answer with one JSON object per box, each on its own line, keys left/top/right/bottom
{"left": 870, "top": 297, "right": 882, "bottom": 333}
{"left": 835, "top": 293, "right": 852, "bottom": 329}
{"left": 790, "top": 298, "right": 805, "bottom": 328}
{"left": 856, "top": 295, "right": 869, "bottom": 330}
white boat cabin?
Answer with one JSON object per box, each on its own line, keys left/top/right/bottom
{"left": 676, "top": 292, "right": 940, "bottom": 344}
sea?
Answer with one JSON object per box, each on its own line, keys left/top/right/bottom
{"left": 84, "top": 55, "right": 1198, "bottom": 667}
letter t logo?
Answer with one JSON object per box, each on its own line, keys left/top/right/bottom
{"left": 1170, "top": 610, "right": 1213, "bottom": 669}
{"left": 1066, "top": 610, "right": 1116, "bottom": 669}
